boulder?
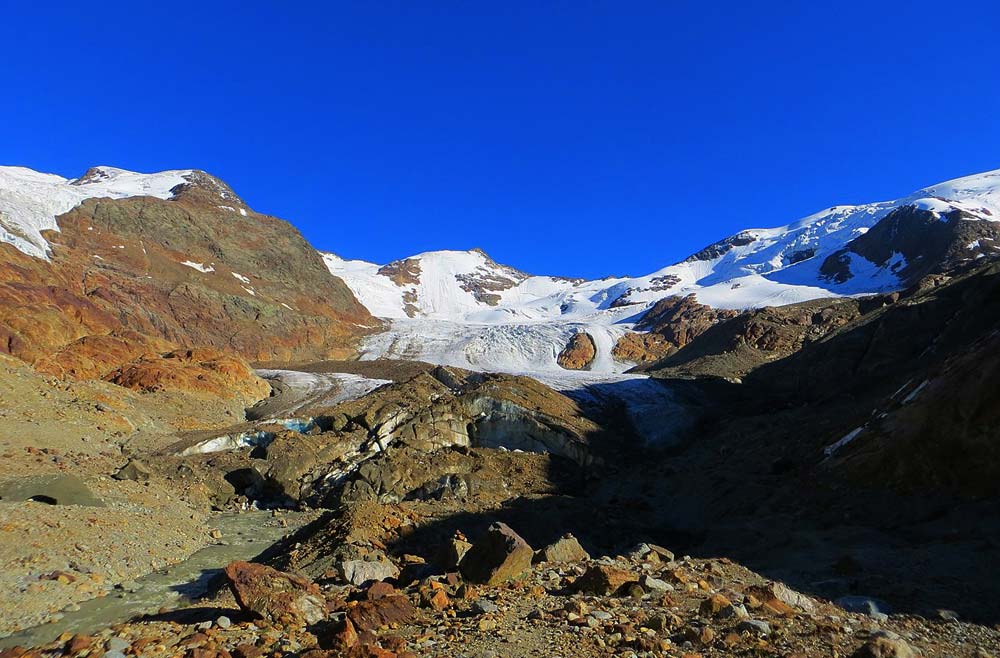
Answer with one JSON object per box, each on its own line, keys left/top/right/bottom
{"left": 538, "top": 533, "right": 590, "bottom": 563}
{"left": 223, "top": 561, "right": 326, "bottom": 626}
{"left": 338, "top": 558, "right": 399, "bottom": 586}
{"left": 557, "top": 332, "right": 597, "bottom": 370}
{"left": 574, "top": 565, "right": 639, "bottom": 595}
{"left": 346, "top": 596, "right": 417, "bottom": 633}
{"left": 749, "top": 581, "right": 818, "bottom": 613}
{"left": 851, "top": 631, "right": 918, "bottom": 658}
{"left": 459, "top": 522, "right": 534, "bottom": 585}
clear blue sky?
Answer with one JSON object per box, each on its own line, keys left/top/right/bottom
{"left": 2, "top": 2, "right": 998, "bottom": 278}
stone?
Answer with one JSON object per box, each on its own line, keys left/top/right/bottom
{"left": 106, "top": 638, "right": 129, "bottom": 653}
{"left": 473, "top": 599, "right": 498, "bottom": 614}
{"left": 338, "top": 558, "right": 399, "bottom": 586}
{"left": 737, "top": 620, "right": 771, "bottom": 636}
{"left": 440, "top": 538, "right": 473, "bottom": 569}
{"left": 748, "top": 581, "right": 818, "bottom": 613}
{"left": 647, "top": 544, "right": 675, "bottom": 562}
{"left": 66, "top": 635, "right": 93, "bottom": 654}
{"left": 459, "top": 522, "right": 534, "bottom": 585}
{"left": 215, "top": 616, "right": 231, "bottom": 629}
{"left": 836, "top": 596, "right": 892, "bottom": 620}
{"left": 346, "top": 595, "right": 417, "bottom": 633}
{"left": 718, "top": 603, "right": 750, "bottom": 621}
{"left": 538, "top": 534, "right": 590, "bottom": 563}
{"left": 223, "top": 560, "right": 326, "bottom": 626}
{"left": 639, "top": 575, "right": 672, "bottom": 592}
{"left": 112, "top": 459, "right": 151, "bottom": 483}
{"left": 851, "top": 631, "right": 917, "bottom": 658}
{"left": 699, "top": 593, "right": 732, "bottom": 617}
{"left": 574, "top": 565, "right": 639, "bottom": 595}
{"left": 365, "top": 581, "right": 396, "bottom": 600}
{"left": 326, "top": 618, "right": 359, "bottom": 650}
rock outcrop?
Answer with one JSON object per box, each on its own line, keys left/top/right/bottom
{"left": 0, "top": 168, "right": 377, "bottom": 396}
{"left": 613, "top": 294, "right": 738, "bottom": 364}
{"left": 556, "top": 332, "right": 596, "bottom": 370}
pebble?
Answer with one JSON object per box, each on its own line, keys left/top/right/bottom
{"left": 216, "top": 615, "right": 232, "bottom": 628}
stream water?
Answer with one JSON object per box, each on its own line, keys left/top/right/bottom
{"left": 0, "top": 511, "right": 307, "bottom": 649}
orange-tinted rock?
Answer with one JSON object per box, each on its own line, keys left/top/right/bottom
{"left": 574, "top": 565, "right": 639, "bottom": 595}
{"left": 612, "top": 294, "right": 739, "bottom": 364}
{"left": 223, "top": 560, "right": 326, "bottom": 626}
{"left": 346, "top": 596, "right": 416, "bottom": 633}
{"left": 459, "top": 522, "right": 534, "bottom": 585}
{"left": 0, "top": 173, "right": 378, "bottom": 391}
{"left": 105, "top": 349, "right": 270, "bottom": 405}
{"left": 557, "top": 332, "right": 597, "bottom": 370}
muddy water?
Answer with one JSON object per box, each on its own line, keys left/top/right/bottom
{"left": 0, "top": 511, "right": 308, "bottom": 649}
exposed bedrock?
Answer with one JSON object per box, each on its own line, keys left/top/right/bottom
{"left": 156, "top": 366, "right": 612, "bottom": 510}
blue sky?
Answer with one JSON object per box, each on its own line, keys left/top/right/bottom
{"left": 2, "top": 2, "right": 999, "bottom": 278}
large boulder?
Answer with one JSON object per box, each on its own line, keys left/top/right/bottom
{"left": 345, "top": 595, "right": 417, "bottom": 633}
{"left": 557, "top": 332, "right": 596, "bottom": 370}
{"left": 574, "top": 564, "right": 639, "bottom": 595}
{"left": 459, "top": 522, "right": 534, "bottom": 585}
{"left": 223, "top": 561, "right": 326, "bottom": 626}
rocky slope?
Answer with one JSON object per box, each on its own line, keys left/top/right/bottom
{"left": 0, "top": 165, "right": 378, "bottom": 398}
{"left": 324, "top": 167, "right": 1000, "bottom": 373}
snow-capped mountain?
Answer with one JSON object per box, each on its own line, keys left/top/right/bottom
{"left": 0, "top": 166, "right": 210, "bottom": 259}
{"left": 324, "top": 167, "right": 1000, "bottom": 375}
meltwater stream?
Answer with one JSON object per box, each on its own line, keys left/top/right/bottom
{"left": 0, "top": 512, "right": 309, "bottom": 649}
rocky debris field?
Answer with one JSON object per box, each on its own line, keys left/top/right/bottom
{"left": 4, "top": 517, "right": 997, "bottom": 658}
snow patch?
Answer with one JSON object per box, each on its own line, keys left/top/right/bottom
{"left": 181, "top": 260, "right": 215, "bottom": 273}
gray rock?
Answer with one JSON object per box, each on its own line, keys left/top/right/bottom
{"left": 719, "top": 603, "right": 750, "bottom": 621}
{"left": 639, "top": 574, "right": 672, "bottom": 592}
{"left": 737, "top": 619, "right": 771, "bottom": 636}
{"left": 107, "top": 638, "right": 129, "bottom": 652}
{"left": 215, "top": 615, "right": 231, "bottom": 629}
{"left": 851, "top": 630, "right": 917, "bottom": 658}
{"left": 338, "top": 557, "right": 399, "bottom": 586}
{"left": 472, "top": 598, "right": 499, "bottom": 614}
{"left": 112, "top": 459, "right": 152, "bottom": 483}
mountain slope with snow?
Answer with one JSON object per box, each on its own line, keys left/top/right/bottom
{"left": 324, "top": 167, "right": 1000, "bottom": 375}
{"left": 0, "top": 166, "right": 200, "bottom": 259}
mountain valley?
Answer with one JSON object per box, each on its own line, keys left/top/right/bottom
{"left": 1, "top": 164, "right": 1000, "bottom": 658}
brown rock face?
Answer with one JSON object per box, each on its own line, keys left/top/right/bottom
{"left": 613, "top": 294, "right": 739, "bottom": 364}
{"left": 224, "top": 560, "right": 327, "bottom": 626}
{"left": 105, "top": 349, "right": 271, "bottom": 405}
{"left": 0, "top": 170, "right": 377, "bottom": 391}
{"left": 557, "top": 332, "right": 597, "bottom": 370}
{"left": 459, "top": 522, "right": 534, "bottom": 585}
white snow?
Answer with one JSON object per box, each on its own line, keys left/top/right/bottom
{"left": 181, "top": 260, "right": 215, "bottom": 273}
{"left": 231, "top": 272, "right": 251, "bottom": 284}
{"left": 325, "top": 166, "right": 1000, "bottom": 376}
{"left": 0, "top": 165, "right": 196, "bottom": 259}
